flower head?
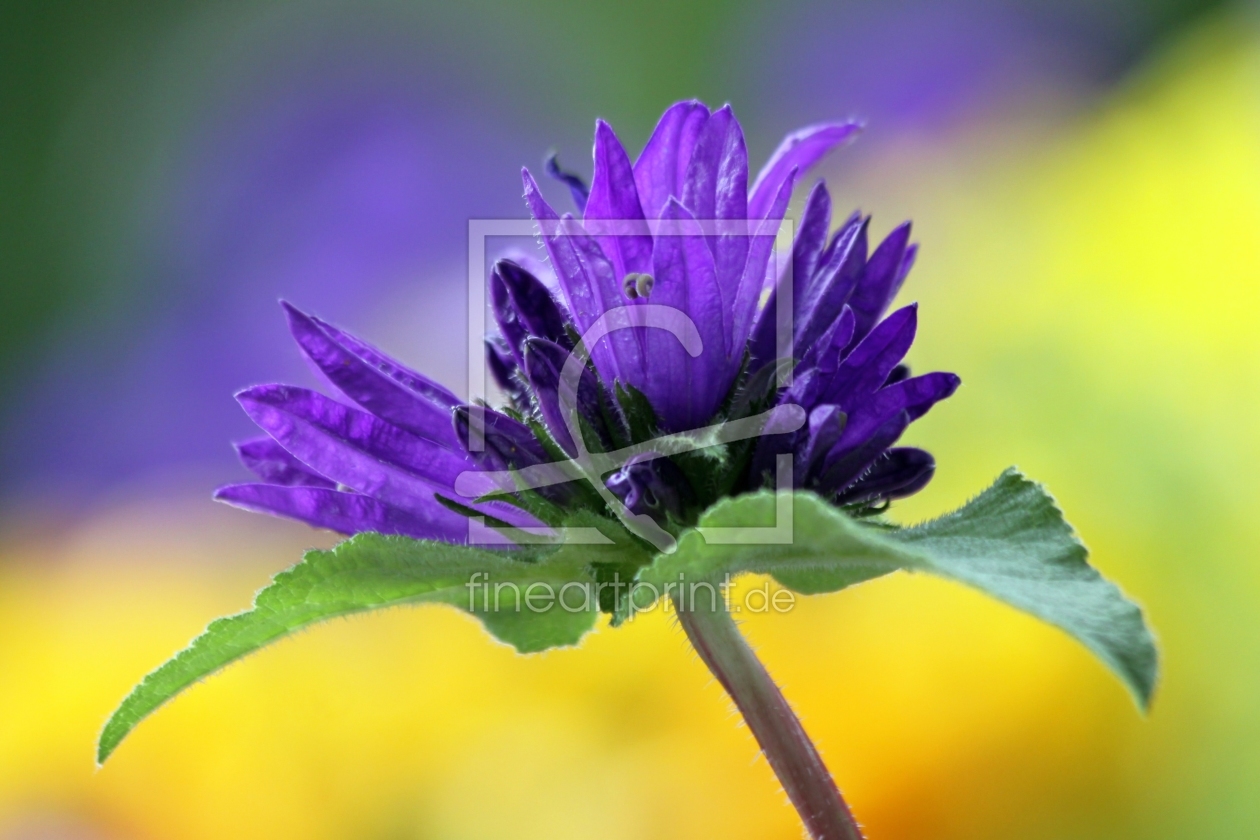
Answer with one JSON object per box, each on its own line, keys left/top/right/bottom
{"left": 216, "top": 101, "right": 958, "bottom": 544}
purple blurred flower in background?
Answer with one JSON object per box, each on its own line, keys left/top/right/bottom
{"left": 0, "top": 0, "right": 1183, "bottom": 515}
{"left": 1, "top": 57, "right": 540, "bottom": 508}
{"left": 216, "top": 101, "right": 957, "bottom": 541}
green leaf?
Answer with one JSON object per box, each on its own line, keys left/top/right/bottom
{"left": 97, "top": 533, "right": 601, "bottom": 764}
{"left": 632, "top": 469, "right": 1158, "bottom": 710}
{"left": 886, "top": 469, "right": 1158, "bottom": 710}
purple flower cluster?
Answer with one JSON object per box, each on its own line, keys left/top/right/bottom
{"left": 217, "top": 101, "right": 958, "bottom": 543}
{"left": 745, "top": 180, "right": 959, "bottom": 509}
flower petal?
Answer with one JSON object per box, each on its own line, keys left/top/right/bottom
{"left": 234, "top": 437, "right": 336, "bottom": 488}
{"left": 453, "top": 404, "right": 550, "bottom": 471}
{"left": 307, "top": 315, "right": 460, "bottom": 409}
{"left": 835, "top": 447, "right": 935, "bottom": 504}
{"left": 544, "top": 152, "right": 590, "bottom": 214}
{"left": 833, "top": 372, "right": 960, "bottom": 453}
{"left": 522, "top": 169, "right": 644, "bottom": 390}
{"left": 523, "top": 337, "right": 614, "bottom": 456}
{"left": 633, "top": 100, "right": 710, "bottom": 220}
{"left": 285, "top": 303, "right": 461, "bottom": 450}
{"left": 817, "top": 411, "right": 910, "bottom": 496}
{"left": 746, "top": 367, "right": 822, "bottom": 484}
{"left": 681, "top": 106, "right": 750, "bottom": 306}
{"left": 237, "top": 385, "right": 483, "bottom": 505}
{"left": 731, "top": 167, "right": 796, "bottom": 358}
{"left": 215, "top": 483, "right": 470, "bottom": 542}
{"left": 646, "top": 200, "right": 729, "bottom": 430}
{"left": 585, "top": 120, "right": 653, "bottom": 279}
{"left": 797, "top": 404, "right": 846, "bottom": 482}
{"left": 792, "top": 182, "right": 833, "bottom": 302}
{"left": 485, "top": 337, "right": 527, "bottom": 407}
{"left": 681, "top": 105, "right": 748, "bottom": 222}
{"left": 748, "top": 120, "right": 862, "bottom": 221}
{"left": 795, "top": 218, "right": 869, "bottom": 353}
{"left": 490, "top": 270, "right": 529, "bottom": 363}
{"left": 848, "top": 222, "right": 912, "bottom": 341}
{"left": 494, "top": 259, "right": 573, "bottom": 350}
{"left": 822, "top": 304, "right": 918, "bottom": 407}
{"left": 800, "top": 305, "right": 856, "bottom": 375}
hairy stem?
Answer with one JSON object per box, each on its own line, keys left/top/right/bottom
{"left": 675, "top": 593, "right": 864, "bottom": 840}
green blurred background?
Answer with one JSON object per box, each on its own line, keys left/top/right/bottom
{"left": 2, "top": 0, "right": 1259, "bottom": 837}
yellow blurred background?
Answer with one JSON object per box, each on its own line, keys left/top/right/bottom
{"left": 2, "top": 3, "right": 1258, "bottom": 839}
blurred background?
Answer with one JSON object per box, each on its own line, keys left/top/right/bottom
{"left": 2, "top": 0, "right": 1258, "bottom": 837}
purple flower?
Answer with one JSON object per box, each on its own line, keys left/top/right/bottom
{"left": 746, "top": 181, "right": 960, "bottom": 509}
{"left": 216, "top": 101, "right": 957, "bottom": 544}
{"left": 521, "top": 102, "right": 861, "bottom": 433}
{"left": 215, "top": 303, "right": 548, "bottom": 543}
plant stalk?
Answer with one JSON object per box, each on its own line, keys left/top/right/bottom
{"left": 674, "top": 593, "right": 864, "bottom": 840}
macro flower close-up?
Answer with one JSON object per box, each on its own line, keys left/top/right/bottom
{"left": 213, "top": 102, "right": 960, "bottom": 547}
{"left": 97, "top": 101, "right": 1153, "bottom": 840}
{"left": 4, "top": 3, "right": 1259, "bottom": 839}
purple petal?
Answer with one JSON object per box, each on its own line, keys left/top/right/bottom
{"left": 748, "top": 368, "right": 822, "bottom": 484}
{"left": 490, "top": 269, "right": 529, "bottom": 363}
{"left": 746, "top": 294, "right": 777, "bottom": 368}
{"left": 681, "top": 105, "right": 748, "bottom": 223}
{"left": 235, "top": 437, "right": 336, "bottom": 488}
{"left": 237, "top": 385, "right": 482, "bottom": 507}
{"left": 748, "top": 120, "right": 862, "bottom": 221}
{"left": 215, "top": 483, "right": 471, "bottom": 542}
{"left": 885, "top": 363, "right": 911, "bottom": 386}
{"left": 494, "top": 259, "right": 572, "bottom": 350}
{"left": 680, "top": 106, "right": 750, "bottom": 304}
{"left": 731, "top": 167, "right": 796, "bottom": 358}
{"left": 848, "top": 222, "right": 912, "bottom": 341}
{"left": 523, "top": 337, "right": 613, "bottom": 456}
{"left": 453, "top": 404, "right": 549, "bottom": 471}
{"left": 453, "top": 404, "right": 580, "bottom": 507}
{"left": 605, "top": 453, "right": 695, "bottom": 524}
{"left": 712, "top": 108, "right": 749, "bottom": 227}
{"left": 485, "top": 337, "right": 527, "bottom": 406}
{"left": 835, "top": 447, "right": 935, "bottom": 505}
{"left": 797, "top": 404, "right": 845, "bottom": 481}
{"left": 817, "top": 411, "right": 910, "bottom": 496}
{"left": 792, "top": 182, "right": 833, "bottom": 305}
{"left": 899, "top": 243, "right": 919, "bottom": 284}
{"left": 585, "top": 120, "right": 653, "bottom": 279}
{"left": 813, "top": 211, "right": 862, "bottom": 289}
{"left": 633, "top": 100, "right": 710, "bottom": 219}
{"left": 522, "top": 169, "right": 645, "bottom": 390}
{"left": 285, "top": 303, "right": 461, "bottom": 449}
{"left": 800, "top": 305, "right": 856, "bottom": 375}
{"left": 822, "top": 304, "right": 918, "bottom": 407}
{"left": 833, "top": 372, "right": 960, "bottom": 453}
{"left": 308, "top": 315, "right": 460, "bottom": 409}
{"left": 795, "top": 218, "right": 869, "bottom": 353}
{"left": 645, "top": 200, "right": 729, "bottom": 430}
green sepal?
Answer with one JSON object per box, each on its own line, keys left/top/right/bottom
{"left": 614, "top": 381, "right": 660, "bottom": 445}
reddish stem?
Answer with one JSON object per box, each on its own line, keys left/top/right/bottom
{"left": 675, "top": 595, "right": 864, "bottom": 840}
